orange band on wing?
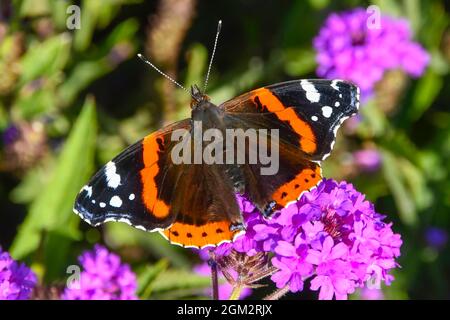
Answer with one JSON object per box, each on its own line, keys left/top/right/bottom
{"left": 272, "top": 165, "right": 322, "bottom": 207}
{"left": 161, "top": 221, "right": 240, "bottom": 248}
{"left": 252, "top": 89, "right": 317, "bottom": 154}
{"left": 140, "top": 134, "right": 170, "bottom": 219}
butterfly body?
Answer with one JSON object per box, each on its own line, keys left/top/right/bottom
{"left": 74, "top": 79, "right": 360, "bottom": 248}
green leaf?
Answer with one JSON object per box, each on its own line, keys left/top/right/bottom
{"left": 58, "top": 59, "right": 112, "bottom": 107}
{"left": 151, "top": 269, "right": 211, "bottom": 294}
{"left": 19, "top": 0, "right": 50, "bottom": 18}
{"left": 105, "top": 223, "right": 191, "bottom": 268}
{"left": 74, "top": 0, "right": 101, "bottom": 52}
{"left": 407, "top": 69, "right": 443, "bottom": 122}
{"left": 283, "top": 48, "right": 316, "bottom": 77}
{"left": 381, "top": 150, "right": 418, "bottom": 226}
{"left": 137, "top": 259, "right": 169, "bottom": 299}
{"left": 307, "top": 0, "right": 329, "bottom": 10}
{"left": 10, "top": 160, "right": 54, "bottom": 204}
{"left": 19, "top": 34, "right": 72, "bottom": 85}
{"left": 10, "top": 97, "right": 97, "bottom": 261}
{"left": 399, "top": 158, "right": 433, "bottom": 211}
{"left": 358, "top": 99, "right": 388, "bottom": 138}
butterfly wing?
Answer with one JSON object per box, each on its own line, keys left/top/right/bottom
{"left": 74, "top": 119, "right": 243, "bottom": 248}
{"left": 222, "top": 79, "right": 360, "bottom": 160}
{"left": 161, "top": 162, "right": 244, "bottom": 248}
{"left": 74, "top": 120, "right": 191, "bottom": 231}
{"left": 220, "top": 79, "right": 359, "bottom": 213}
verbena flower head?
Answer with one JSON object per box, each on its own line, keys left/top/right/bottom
{"left": 203, "top": 179, "right": 402, "bottom": 300}
{"left": 62, "top": 245, "right": 137, "bottom": 300}
{"left": 0, "top": 248, "right": 37, "bottom": 300}
{"left": 314, "top": 8, "right": 429, "bottom": 99}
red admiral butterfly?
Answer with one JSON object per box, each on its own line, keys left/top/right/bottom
{"left": 73, "top": 22, "right": 360, "bottom": 249}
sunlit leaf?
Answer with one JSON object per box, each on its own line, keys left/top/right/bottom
{"left": 10, "top": 97, "right": 97, "bottom": 261}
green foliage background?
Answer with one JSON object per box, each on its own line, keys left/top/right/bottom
{"left": 0, "top": 0, "right": 449, "bottom": 299}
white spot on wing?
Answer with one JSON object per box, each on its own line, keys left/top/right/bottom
{"left": 335, "top": 101, "right": 340, "bottom": 107}
{"left": 105, "top": 161, "right": 121, "bottom": 189}
{"left": 322, "top": 106, "right": 333, "bottom": 118}
{"left": 331, "top": 80, "right": 341, "bottom": 91}
{"left": 99, "top": 202, "right": 106, "bottom": 208}
{"left": 81, "top": 185, "right": 92, "bottom": 197}
{"left": 300, "top": 80, "right": 320, "bottom": 103}
{"left": 129, "top": 193, "right": 135, "bottom": 200}
{"left": 311, "top": 116, "right": 318, "bottom": 121}
{"left": 110, "top": 196, "right": 122, "bottom": 208}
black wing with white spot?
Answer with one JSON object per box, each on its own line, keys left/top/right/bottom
{"left": 74, "top": 120, "right": 191, "bottom": 232}
{"left": 221, "top": 79, "right": 360, "bottom": 161}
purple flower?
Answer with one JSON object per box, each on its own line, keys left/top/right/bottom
{"left": 353, "top": 149, "right": 382, "bottom": 172}
{"left": 193, "top": 262, "right": 252, "bottom": 300}
{"left": 204, "top": 179, "right": 402, "bottom": 300}
{"left": 314, "top": 8, "right": 429, "bottom": 99}
{"left": 360, "top": 287, "right": 384, "bottom": 300}
{"left": 62, "top": 245, "right": 137, "bottom": 300}
{"left": 0, "top": 248, "right": 37, "bottom": 300}
{"left": 2, "top": 125, "right": 20, "bottom": 146}
{"left": 425, "top": 227, "right": 448, "bottom": 249}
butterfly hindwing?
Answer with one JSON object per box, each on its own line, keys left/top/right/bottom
{"left": 223, "top": 112, "right": 322, "bottom": 213}
{"left": 161, "top": 162, "right": 244, "bottom": 248}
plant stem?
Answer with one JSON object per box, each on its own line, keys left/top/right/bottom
{"left": 263, "top": 285, "right": 290, "bottom": 300}
{"left": 209, "top": 255, "right": 219, "bottom": 300}
{"left": 229, "top": 284, "right": 243, "bottom": 300}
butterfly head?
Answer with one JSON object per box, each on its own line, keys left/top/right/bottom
{"left": 190, "top": 84, "right": 210, "bottom": 108}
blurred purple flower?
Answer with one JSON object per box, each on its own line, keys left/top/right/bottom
{"left": 353, "top": 148, "right": 382, "bottom": 172}
{"left": 425, "top": 227, "right": 448, "bottom": 249}
{"left": 204, "top": 179, "right": 402, "bottom": 300}
{"left": 62, "top": 245, "right": 137, "bottom": 300}
{"left": 0, "top": 248, "right": 37, "bottom": 300}
{"left": 2, "top": 125, "right": 20, "bottom": 145}
{"left": 360, "top": 287, "right": 384, "bottom": 300}
{"left": 314, "top": 8, "right": 429, "bottom": 99}
{"left": 193, "top": 262, "right": 252, "bottom": 300}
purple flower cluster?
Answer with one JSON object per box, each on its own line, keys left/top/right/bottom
{"left": 62, "top": 245, "right": 137, "bottom": 300}
{"left": 204, "top": 179, "right": 402, "bottom": 300}
{"left": 314, "top": 8, "right": 429, "bottom": 99}
{"left": 0, "top": 248, "right": 37, "bottom": 300}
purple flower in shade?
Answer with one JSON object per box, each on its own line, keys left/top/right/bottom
{"left": 0, "top": 248, "right": 37, "bottom": 300}
{"left": 314, "top": 8, "right": 429, "bottom": 99}
{"left": 425, "top": 227, "right": 448, "bottom": 249}
{"left": 353, "top": 148, "right": 382, "bottom": 172}
{"left": 2, "top": 125, "right": 20, "bottom": 146}
{"left": 193, "top": 262, "right": 252, "bottom": 300}
{"left": 203, "top": 179, "right": 402, "bottom": 300}
{"left": 62, "top": 245, "right": 137, "bottom": 300}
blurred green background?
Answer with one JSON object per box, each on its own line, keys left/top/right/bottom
{"left": 0, "top": 0, "right": 449, "bottom": 299}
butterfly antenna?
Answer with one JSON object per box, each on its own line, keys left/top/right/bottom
{"left": 137, "top": 53, "right": 192, "bottom": 96}
{"left": 202, "top": 20, "right": 222, "bottom": 94}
